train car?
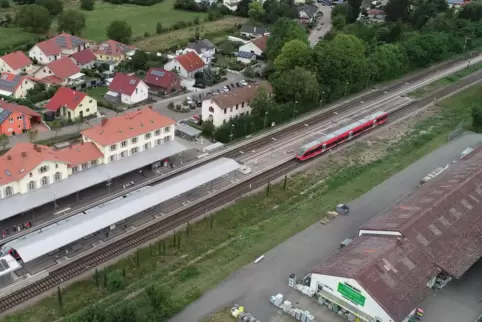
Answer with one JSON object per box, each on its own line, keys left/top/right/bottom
{"left": 296, "top": 111, "right": 388, "bottom": 161}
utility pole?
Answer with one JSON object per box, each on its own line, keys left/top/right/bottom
{"left": 229, "top": 124, "right": 235, "bottom": 144}
{"left": 463, "top": 36, "right": 471, "bottom": 52}
{"left": 344, "top": 81, "right": 349, "bottom": 96}
{"left": 467, "top": 51, "right": 474, "bottom": 69}
{"left": 292, "top": 101, "right": 298, "bottom": 121}
{"left": 263, "top": 111, "right": 269, "bottom": 130}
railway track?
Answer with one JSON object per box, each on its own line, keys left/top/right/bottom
{"left": 0, "top": 58, "right": 481, "bottom": 314}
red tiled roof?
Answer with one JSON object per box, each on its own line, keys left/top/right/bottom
{"left": 360, "top": 150, "right": 482, "bottom": 278}
{"left": 0, "top": 51, "right": 32, "bottom": 71}
{"left": 0, "top": 101, "right": 40, "bottom": 118}
{"left": 37, "top": 75, "right": 63, "bottom": 85}
{"left": 36, "top": 39, "right": 62, "bottom": 56}
{"left": 251, "top": 35, "right": 269, "bottom": 52}
{"left": 55, "top": 142, "right": 103, "bottom": 167}
{"left": 312, "top": 235, "right": 440, "bottom": 322}
{"left": 175, "top": 51, "right": 205, "bottom": 72}
{"left": 45, "top": 87, "right": 87, "bottom": 112}
{"left": 70, "top": 49, "right": 96, "bottom": 65}
{"left": 92, "top": 40, "right": 135, "bottom": 57}
{"left": 0, "top": 143, "right": 68, "bottom": 185}
{"left": 108, "top": 72, "right": 143, "bottom": 96}
{"left": 144, "top": 68, "right": 180, "bottom": 90}
{"left": 46, "top": 57, "right": 81, "bottom": 80}
{"left": 81, "top": 107, "right": 175, "bottom": 146}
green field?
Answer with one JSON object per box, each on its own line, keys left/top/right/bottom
{"left": 58, "top": 0, "right": 208, "bottom": 42}
{"left": 0, "top": 27, "right": 38, "bottom": 51}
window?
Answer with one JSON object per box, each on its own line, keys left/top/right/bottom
{"left": 224, "top": 109, "right": 227, "bottom": 114}
{"left": 54, "top": 172, "right": 61, "bottom": 182}
{"left": 110, "top": 144, "right": 117, "bottom": 151}
{"left": 236, "top": 104, "right": 239, "bottom": 110}
{"left": 121, "top": 140, "right": 127, "bottom": 147}
{"left": 41, "top": 176, "right": 49, "bottom": 186}
{"left": 132, "top": 137, "right": 138, "bottom": 144}
{"left": 109, "top": 155, "right": 115, "bottom": 162}
{"left": 29, "top": 172, "right": 32, "bottom": 177}
{"left": 55, "top": 164, "right": 58, "bottom": 168}
{"left": 156, "top": 138, "right": 163, "bottom": 145}
{"left": 9, "top": 118, "right": 13, "bottom": 123}
{"left": 28, "top": 181, "right": 35, "bottom": 191}
{"left": 5, "top": 186, "right": 13, "bottom": 196}
{"left": 209, "top": 106, "right": 214, "bottom": 113}
{"left": 89, "top": 100, "right": 92, "bottom": 103}
{"left": 242, "top": 102, "right": 245, "bottom": 107}
{"left": 155, "top": 129, "right": 161, "bottom": 136}
{"left": 86, "top": 108, "right": 90, "bottom": 112}
{"left": 91, "top": 160, "right": 97, "bottom": 166}
{"left": 82, "top": 163, "right": 88, "bottom": 170}
{"left": 39, "top": 165, "right": 48, "bottom": 173}
{"left": 145, "top": 133, "right": 151, "bottom": 139}
{"left": 165, "top": 136, "right": 171, "bottom": 142}
{"left": 131, "top": 147, "right": 138, "bottom": 154}
{"left": 144, "top": 142, "right": 150, "bottom": 150}
{"left": 72, "top": 166, "right": 79, "bottom": 173}
{"left": 17, "top": 116, "right": 23, "bottom": 120}
{"left": 164, "top": 126, "right": 170, "bottom": 133}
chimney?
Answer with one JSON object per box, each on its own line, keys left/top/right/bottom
{"left": 7, "top": 155, "right": 12, "bottom": 161}
{"left": 21, "top": 151, "right": 27, "bottom": 158}
{"left": 148, "top": 105, "right": 153, "bottom": 110}
{"left": 101, "top": 119, "right": 108, "bottom": 127}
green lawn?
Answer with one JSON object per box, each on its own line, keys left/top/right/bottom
{"left": 87, "top": 86, "right": 108, "bottom": 101}
{"left": 59, "top": 0, "right": 208, "bottom": 42}
{"left": 0, "top": 27, "right": 38, "bottom": 52}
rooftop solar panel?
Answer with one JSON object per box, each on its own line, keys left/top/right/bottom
{"left": 0, "top": 108, "right": 11, "bottom": 124}
{"left": 151, "top": 70, "right": 165, "bottom": 77}
{"left": 129, "top": 79, "right": 136, "bottom": 85}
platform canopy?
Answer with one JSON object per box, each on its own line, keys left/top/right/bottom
{"left": 2, "top": 157, "right": 239, "bottom": 263}
{"left": 0, "top": 140, "right": 186, "bottom": 221}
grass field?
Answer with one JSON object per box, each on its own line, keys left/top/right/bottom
{"left": 54, "top": 0, "right": 208, "bottom": 42}
{"left": 0, "top": 27, "right": 38, "bottom": 51}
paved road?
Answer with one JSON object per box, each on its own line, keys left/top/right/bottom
{"left": 169, "top": 133, "right": 482, "bottom": 322}
{"left": 309, "top": 4, "right": 333, "bottom": 46}
{"left": 5, "top": 72, "right": 245, "bottom": 149}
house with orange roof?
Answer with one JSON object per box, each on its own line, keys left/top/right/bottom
{"left": 0, "top": 73, "right": 36, "bottom": 98}
{"left": 164, "top": 51, "right": 206, "bottom": 78}
{"left": 0, "top": 101, "right": 42, "bottom": 136}
{"left": 81, "top": 106, "right": 175, "bottom": 164}
{"left": 45, "top": 87, "right": 98, "bottom": 120}
{"left": 0, "top": 141, "right": 103, "bottom": 197}
{"left": 0, "top": 51, "right": 33, "bottom": 75}
{"left": 29, "top": 33, "right": 93, "bottom": 65}
{"left": 33, "top": 57, "right": 84, "bottom": 86}
{"left": 92, "top": 40, "right": 136, "bottom": 63}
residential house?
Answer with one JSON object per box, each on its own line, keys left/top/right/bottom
{"left": 33, "top": 57, "right": 84, "bottom": 86}
{"left": 0, "top": 141, "right": 103, "bottom": 197}
{"left": 29, "top": 33, "right": 92, "bottom": 65}
{"left": 164, "top": 51, "right": 206, "bottom": 78}
{"left": 0, "top": 73, "right": 36, "bottom": 98}
{"left": 238, "top": 35, "right": 269, "bottom": 57}
{"left": 240, "top": 24, "right": 270, "bottom": 38}
{"left": 235, "top": 51, "right": 257, "bottom": 64}
{"left": 45, "top": 86, "right": 98, "bottom": 120}
{"left": 70, "top": 49, "right": 97, "bottom": 69}
{"left": 105, "top": 73, "right": 148, "bottom": 105}
{"left": 81, "top": 106, "right": 176, "bottom": 164}
{"left": 447, "top": 0, "right": 470, "bottom": 8}
{"left": 223, "top": 0, "right": 240, "bottom": 11}
{"left": 0, "top": 102, "right": 41, "bottom": 136}
{"left": 185, "top": 39, "right": 216, "bottom": 64}
{"left": 366, "top": 9, "right": 386, "bottom": 22}
{"left": 92, "top": 40, "right": 136, "bottom": 63}
{"left": 297, "top": 4, "right": 319, "bottom": 24}
{"left": 144, "top": 68, "right": 182, "bottom": 93}
{"left": 0, "top": 51, "right": 33, "bottom": 75}
{"left": 202, "top": 81, "right": 272, "bottom": 127}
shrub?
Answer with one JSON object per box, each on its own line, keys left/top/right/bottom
{"left": 80, "top": 0, "right": 94, "bottom": 10}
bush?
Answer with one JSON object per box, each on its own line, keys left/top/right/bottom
{"left": 106, "top": 270, "right": 126, "bottom": 292}
{"left": 177, "top": 266, "right": 200, "bottom": 282}
{"left": 80, "top": 0, "right": 94, "bottom": 10}
{"left": 156, "top": 21, "right": 163, "bottom": 34}
{"left": 144, "top": 31, "right": 150, "bottom": 38}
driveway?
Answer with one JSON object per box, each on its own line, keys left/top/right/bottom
{"left": 309, "top": 4, "right": 333, "bottom": 47}
{"left": 3, "top": 72, "right": 245, "bottom": 149}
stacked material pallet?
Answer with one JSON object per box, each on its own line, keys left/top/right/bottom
{"left": 230, "top": 304, "right": 260, "bottom": 322}
{"left": 270, "top": 293, "right": 315, "bottom": 322}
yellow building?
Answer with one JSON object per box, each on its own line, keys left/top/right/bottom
{"left": 45, "top": 86, "right": 98, "bottom": 120}
{"left": 92, "top": 40, "right": 136, "bottom": 63}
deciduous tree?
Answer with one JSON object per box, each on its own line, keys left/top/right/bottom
{"left": 459, "top": 2, "right": 482, "bottom": 22}
{"left": 248, "top": 1, "right": 264, "bottom": 21}
{"left": 384, "top": 0, "right": 410, "bottom": 22}
{"left": 266, "top": 17, "right": 308, "bottom": 60}
{"left": 346, "top": 0, "right": 362, "bottom": 23}
{"left": 274, "top": 39, "right": 313, "bottom": 73}
{"left": 16, "top": 4, "right": 52, "bottom": 33}
{"left": 332, "top": 14, "right": 347, "bottom": 30}
{"left": 57, "top": 9, "right": 86, "bottom": 35}
{"left": 472, "top": 105, "right": 482, "bottom": 133}
{"left": 80, "top": 0, "right": 94, "bottom": 11}
{"left": 35, "top": 0, "right": 63, "bottom": 16}
{"left": 106, "top": 20, "right": 132, "bottom": 44}
{"left": 368, "top": 43, "right": 407, "bottom": 81}
{"left": 271, "top": 67, "right": 319, "bottom": 105}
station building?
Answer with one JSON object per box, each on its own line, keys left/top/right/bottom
{"left": 306, "top": 147, "right": 482, "bottom": 322}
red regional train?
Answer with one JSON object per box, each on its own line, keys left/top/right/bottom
{"left": 296, "top": 111, "right": 389, "bottom": 161}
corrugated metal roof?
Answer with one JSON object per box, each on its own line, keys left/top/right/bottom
{"left": 0, "top": 141, "right": 186, "bottom": 220}
{"left": 3, "top": 157, "right": 239, "bottom": 263}
{"left": 312, "top": 235, "right": 440, "bottom": 322}
{"left": 360, "top": 150, "right": 482, "bottom": 278}
{"left": 176, "top": 123, "right": 202, "bottom": 137}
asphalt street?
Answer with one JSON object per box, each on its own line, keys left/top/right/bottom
{"left": 309, "top": 4, "right": 333, "bottom": 46}
{"left": 169, "top": 133, "right": 482, "bottom": 322}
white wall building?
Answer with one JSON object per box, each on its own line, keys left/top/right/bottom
{"left": 164, "top": 51, "right": 206, "bottom": 78}
{"left": 238, "top": 35, "right": 269, "bottom": 56}
{"left": 106, "top": 73, "right": 149, "bottom": 105}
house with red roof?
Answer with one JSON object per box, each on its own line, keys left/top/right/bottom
{"left": 144, "top": 68, "right": 181, "bottom": 93}
{"left": 0, "top": 101, "right": 41, "bottom": 137}
{"left": 0, "top": 51, "right": 33, "bottom": 75}
{"left": 105, "top": 73, "right": 148, "bottom": 105}
{"left": 239, "top": 35, "right": 269, "bottom": 56}
{"left": 92, "top": 40, "right": 136, "bottom": 63}
{"left": 29, "top": 33, "right": 93, "bottom": 65}
{"left": 70, "top": 49, "right": 97, "bottom": 69}
{"left": 45, "top": 87, "right": 98, "bottom": 120}
{"left": 164, "top": 51, "right": 206, "bottom": 78}
{"left": 0, "top": 73, "right": 36, "bottom": 98}
{"left": 33, "top": 57, "right": 84, "bottom": 86}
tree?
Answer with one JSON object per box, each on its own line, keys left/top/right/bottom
{"left": 274, "top": 39, "right": 313, "bottom": 73}
{"left": 459, "top": 2, "right": 482, "bottom": 22}
{"left": 80, "top": 0, "right": 94, "bottom": 11}
{"left": 346, "top": 0, "right": 362, "bottom": 23}
{"left": 35, "top": 0, "right": 63, "bottom": 16}
{"left": 201, "top": 120, "right": 215, "bottom": 138}
{"left": 411, "top": 0, "right": 448, "bottom": 29}
{"left": 235, "top": 0, "right": 251, "bottom": 17}
{"left": 16, "top": 4, "right": 52, "bottom": 33}
{"left": 368, "top": 44, "right": 408, "bottom": 81}
{"left": 331, "top": 3, "right": 349, "bottom": 19}
{"left": 107, "top": 20, "right": 132, "bottom": 44}
{"left": 0, "top": 134, "right": 9, "bottom": 151}
{"left": 128, "top": 50, "right": 149, "bottom": 71}
{"left": 384, "top": 0, "right": 410, "bottom": 22}
{"left": 248, "top": 1, "right": 264, "bottom": 21}
{"left": 332, "top": 14, "right": 347, "bottom": 30}
{"left": 0, "top": 0, "right": 10, "bottom": 8}
{"left": 250, "top": 86, "right": 271, "bottom": 116}
{"left": 156, "top": 22, "right": 163, "bottom": 34}
{"left": 266, "top": 17, "right": 308, "bottom": 60}
{"left": 472, "top": 105, "right": 482, "bottom": 133}
{"left": 272, "top": 67, "right": 320, "bottom": 106}
{"left": 401, "top": 32, "right": 450, "bottom": 67}
{"left": 57, "top": 10, "right": 86, "bottom": 35}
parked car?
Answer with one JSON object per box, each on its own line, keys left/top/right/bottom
{"left": 335, "top": 204, "right": 349, "bottom": 215}
{"left": 240, "top": 80, "right": 248, "bottom": 86}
